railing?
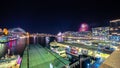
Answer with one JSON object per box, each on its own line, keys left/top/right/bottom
{"left": 69, "top": 60, "right": 79, "bottom": 68}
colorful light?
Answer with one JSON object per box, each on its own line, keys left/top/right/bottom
{"left": 3, "top": 28, "right": 8, "bottom": 35}
{"left": 17, "top": 55, "right": 22, "bottom": 64}
{"left": 79, "top": 23, "right": 88, "bottom": 32}
{"left": 57, "top": 32, "right": 62, "bottom": 36}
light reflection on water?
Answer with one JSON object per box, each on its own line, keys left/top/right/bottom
{"left": 0, "top": 43, "right": 7, "bottom": 58}
{"left": 0, "top": 36, "right": 55, "bottom": 58}
{"left": 0, "top": 38, "right": 27, "bottom": 58}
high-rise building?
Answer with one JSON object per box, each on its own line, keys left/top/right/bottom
{"left": 92, "top": 27, "right": 109, "bottom": 40}
{"left": 109, "top": 19, "right": 120, "bottom": 41}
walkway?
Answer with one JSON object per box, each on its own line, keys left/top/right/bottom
{"left": 20, "top": 44, "right": 70, "bottom": 68}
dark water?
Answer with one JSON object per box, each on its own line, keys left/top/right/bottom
{"left": 0, "top": 38, "right": 28, "bottom": 58}
{"left": 0, "top": 36, "right": 56, "bottom": 58}
{"left": 29, "top": 36, "right": 56, "bottom": 47}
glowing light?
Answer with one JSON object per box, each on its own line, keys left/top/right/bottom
{"left": 81, "top": 24, "right": 86, "bottom": 28}
{"left": 3, "top": 28, "right": 8, "bottom": 35}
{"left": 110, "top": 19, "right": 120, "bottom": 22}
{"left": 115, "top": 28, "right": 118, "bottom": 30}
{"left": 57, "top": 32, "right": 63, "bottom": 42}
{"left": 79, "top": 23, "right": 89, "bottom": 32}
{"left": 26, "top": 32, "right": 29, "bottom": 35}
{"left": 17, "top": 55, "right": 22, "bottom": 64}
{"left": 20, "top": 36, "right": 26, "bottom": 39}
{"left": 57, "top": 32, "right": 62, "bottom": 36}
{"left": 110, "top": 28, "right": 113, "bottom": 31}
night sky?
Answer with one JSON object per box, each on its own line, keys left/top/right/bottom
{"left": 0, "top": 0, "right": 120, "bottom": 34}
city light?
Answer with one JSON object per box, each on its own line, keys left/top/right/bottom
{"left": 79, "top": 23, "right": 89, "bottom": 32}
{"left": 3, "top": 28, "right": 8, "bottom": 35}
{"left": 0, "top": 20, "right": 120, "bottom": 68}
{"left": 0, "top": 0, "right": 120, "bottom": 67}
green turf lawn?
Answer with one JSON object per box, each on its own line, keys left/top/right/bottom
{"left": 20, "top": 48, "right": 27, "bottom": 68}
{"left": 20, "top": 44, "right": 70, "bottom": 68}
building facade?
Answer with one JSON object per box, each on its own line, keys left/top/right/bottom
{"left": 92, "top": 27, "right": 109, "bottom": 40}
{"left": 63, "top": 31, "right": 92, "bottom": 37}
{"left": 109, "top": 19, "right": 120, "bottom": 42}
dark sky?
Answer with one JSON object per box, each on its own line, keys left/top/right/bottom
{"left": 0, "top": 0, "right": 120, "bottom": 34}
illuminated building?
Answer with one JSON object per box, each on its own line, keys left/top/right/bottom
{"left": 109, "top": 19, "right": 120, "bottom": 41}
{"left": 63, "top": 31, "right": 91, "bottom": 37}
{"left": 77, "top": 31, "right": 92, "bottom": 37}
{"left": 92, "top": 27, "right": 109, "bottom": 40}
{"left": 57, "top": 32, "right": 63, "bottom": 42}
{"left": 62, "top": 31, "right": 92, "bottom": 41}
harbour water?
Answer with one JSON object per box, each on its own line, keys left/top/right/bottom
{"left": 0, "top": 38, "right": 27, "bottom": 58}
{"left": 0, "top": 36, "right": 55, "bottom": 58}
